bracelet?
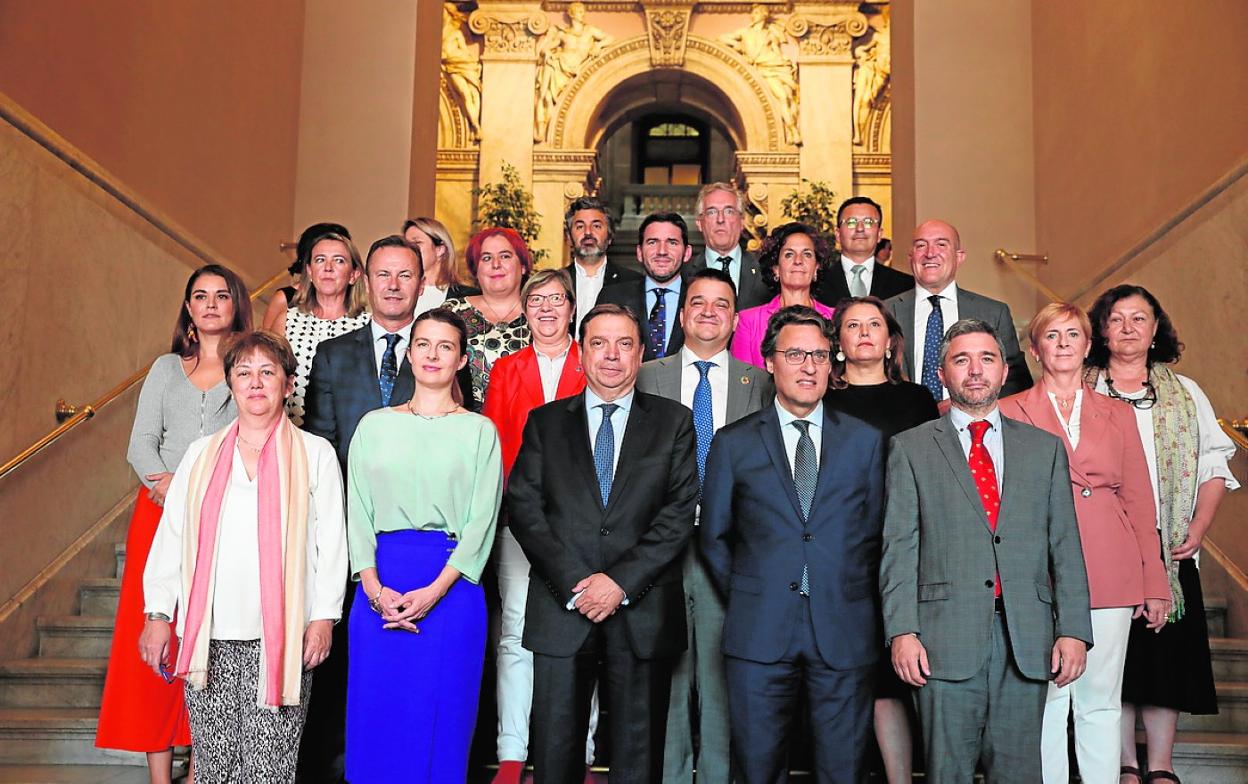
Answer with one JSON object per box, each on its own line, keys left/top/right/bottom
{"left": 368, "top": 586, "right": 385, "bottom": 613}
{"left": 146, "top": 612, "right": 172, "bottom": 623}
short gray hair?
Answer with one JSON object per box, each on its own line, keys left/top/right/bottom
{"left": 938, "top": 319, "right": 1006, "bottom": 366}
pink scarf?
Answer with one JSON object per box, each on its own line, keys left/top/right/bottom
{"left": 174, "top": 415, "right": 309, "bottom": 707}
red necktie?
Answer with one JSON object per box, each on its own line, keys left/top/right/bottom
{"left": 968, "top": 420, "right": 1001, "bottom": 597}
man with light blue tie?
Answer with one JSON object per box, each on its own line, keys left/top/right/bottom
{"left": 636, "top": 268, "right": 773, "bottom": 784}
{"left": 884, "top": 219, "right": 1032, "bottom": 403}
{"left": 701, "top": 306, "right": 887, "bottom": 783}
{"left": 598, "top": 212, "right": 693, "bottom": 361}
{"left": 509, "top": 303, "right": 700, "bottom": 784}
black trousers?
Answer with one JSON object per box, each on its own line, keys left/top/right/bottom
{"left": 725, "top": 600, "right": 874, "bottom": 784}
{"left": 531, "top": 616, "right": 674, "bottom": 784}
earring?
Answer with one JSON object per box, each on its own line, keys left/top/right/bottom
{"left": 885, "top": 348, "right": 892, "bottom": 359}
{"left": 187, "top": 323, "right": 197, "bottom": 343}
{"left": 1150, "top": 341, "right": 1156, "bottom": 349}
{"left": 835, "top": 350, "right": 846, "bottom": 362}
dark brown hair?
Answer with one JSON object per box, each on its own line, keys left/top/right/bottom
{"left": 758, "top": 222, "right": 831, "bottom": 294}
{"left": 171, "top": 264, "right": 253, "bottom": 361}
{"left": 828, "top": 296, "right": 906, "bottom": 388}
{"left": 1086, "top": 284, "right": 1183, "bottom": 369}
{"left": 412, "top": 308, "right": 469, "bottom": 357}
{"left": 579, "top": 302, "right": 643, "bottom": 344}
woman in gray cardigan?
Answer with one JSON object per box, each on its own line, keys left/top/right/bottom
{"left": 95, "top": 264, "right": 251, "bottom": 783}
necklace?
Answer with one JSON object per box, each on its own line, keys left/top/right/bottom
{"left": 237, "top": 434, "right": 265, "bottom": 453}
{"left": 478, "top": 297, "right": 518, "bottom": 324}
{"left": 406, "top": 400, "right": 460, "bottom": 420}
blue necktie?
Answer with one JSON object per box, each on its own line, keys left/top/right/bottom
{"left": 379, "top": 333, "right": 401, "bottom": 406}
{"left": 920, "top": 294, "right": 944, "bottom": 403}
{"left": 647, "top": 288, "right": 671, "bottom": 358}
{"left": 793, "top": 420, "right": 817, "bottom": 596}
{"left": 594, "top": 403, "right": 619, "bottom": 507}
{"left": 692, "top": 361, "right": 715, "bottom": 487}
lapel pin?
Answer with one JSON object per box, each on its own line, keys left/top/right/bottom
{"left": 741, "top": 376, "right": 751, "bottom": 385}
{"left": 1081, "top": 487, "right": 1092, "bottom": 498}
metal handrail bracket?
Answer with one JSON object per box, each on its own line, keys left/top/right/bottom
{"left": 993, "top": 248, "right": 1063, "bottom": 303}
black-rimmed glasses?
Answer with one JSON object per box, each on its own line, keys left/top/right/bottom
{"left": 775, "top": 349, "right": 831, "bottom": 366}
{"left": 1104, "top": 377, "right": 1158, "bottom": 410}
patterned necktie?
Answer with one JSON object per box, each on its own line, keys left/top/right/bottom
{"left": 921, "top": 294, "right": 945, "bottom": 402}
{"left": 968, "top": 419, "right": 1001, "bottom": 597}
{"left": 716, "top": 255, "right": 732, "bottom": 273}
{"left": 850, "top": 265, "right": 867, "bottom": 297}
{"left": 647, "top": 287, "right": 671, "bottom": 358}
{"left": 593, "top": 403, "right": 620, "bottom": 507}
{"left": 379, "top": 333, "right": 401, "bottom": 406}
{"left": 792, "top": 420, "right": 817, "bottom": 596}
{"left": 692, "top": 361, "right": 715, "bottom": 488}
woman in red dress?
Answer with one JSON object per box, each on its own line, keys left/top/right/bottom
{"left": 95, "top": 264, "right": 251, "bottom": 782}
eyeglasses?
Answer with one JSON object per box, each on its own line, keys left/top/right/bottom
{"left": 1103, "top": 377, "right": 1157, "bottom": 410}
{"left": 839, "top": 217, "right": 879, "bottom": 229}
{"left": 775, "top": 348, "right": 831, "bottom": 366}
{"left": 701, "top": 207, "right": 739, "bottom": 220}
{"left": 525, "top": 293, "right": 569, "bottom": 308}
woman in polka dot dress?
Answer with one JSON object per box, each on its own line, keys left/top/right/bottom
{"left": 272, "top": 229, "right": 370, "bottom": 425}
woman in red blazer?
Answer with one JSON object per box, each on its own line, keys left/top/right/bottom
{"left": 481, "top": 268, "right": 592, "bottom": 783}
{"left": 999, "top": 302, "right": 1170, "bottom": 784}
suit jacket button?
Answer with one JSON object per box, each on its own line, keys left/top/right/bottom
{"left": 994, "top": 535, "right": 1002, "bottom": 544}
{"left": 600, "top": 528, "right": 609, "bottom": 536}
{"left": 789, "top": 582, "right": 799, "bottom": 591}
{"left": 802, "top": 533, "right": 813, "bottom": 542}
{"left": 1081, "top": 487, "right": 1092, "bottom": 498}
{"left": 984, "top": 579, "right": 994, "bottom": 588}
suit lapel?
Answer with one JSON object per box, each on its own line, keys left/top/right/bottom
{"left": 553, "top": 342, "right": 584, "bottom": 399}
{"left": 604, "top": 393, "right": 652, "bottom": 514}
{"left": 517, "top": 348, "right": 545, "bottom": 411}
{"left": 1014, "top": 383, "right": 1093, "bottom": 488}
{"left": 655, "top": 356, "right": 683, "bottom": 402}
{"left": 758, "top": 407, "right": 806, "bottom": 524}
{"left": 564, "top": 393, "right": 603, "bottom": 509}
{"left": 892, "top": 292, "right": 917, "bottom": 377}
{"left": 997, "top": 419, "right": 1029, "bottom": 533}
{"left": 811, "top": 408, "right": 839, "bottom": 515}
{"left": 933, "top": 417, "right": 994, "bottom": 533}
{"left": 725, "top": 359, "right": 753, "bottom": 424}
{"left": 352, "top": 326, "right": 384, "bottom": 406}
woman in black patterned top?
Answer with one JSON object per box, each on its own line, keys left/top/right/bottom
{"left": 440, "top": 227, "right": 533, "bottom": 407}
{"left": 824, "top": 295, "right": 937, "bottom": 784}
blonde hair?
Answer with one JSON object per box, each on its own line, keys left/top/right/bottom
{"left": 292, "top": 233, "right": 367, "bottom": 318}
{"left": 521, "top": 268, "right": 575, "bottom": 303}
{"left": 403, "top": 217, "right": 459, "bottom": 288}
{"left": 1026, "top": 302, "right": 1092, "bottom": 351}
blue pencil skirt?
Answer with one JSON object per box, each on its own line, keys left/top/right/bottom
{"left": 345, "top": 530, "right": 486, "bottom": 783}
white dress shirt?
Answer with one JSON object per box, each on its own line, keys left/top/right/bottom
{"left": 535, "top": 342, "right": 572, "bottom": 403}
{"left": 948, "top": 405, "right": 1005, "bottom": 491}
{"left": 144, "top": 430, "right": 349, "bottom": 638}
{"left": 911, "top": 282, "right": 961, "bottom": 400}
{"left": 573, "top": 261, "right": 608, "bottom": 333}
{"left": 704, "top": 245, "right": 742, "bottom": 292}
{"left": 1046, "top": 388, "right": 1084, "bottom": 450}
{"left": 775, "top": 399, "right": 824, "bottom": 473}
{"left": 841, "top": 256, "right": 876, "bottom": 296}
{"left": 678, "top": 347, "right": 729, "bottom": 433}
{"left": 584, "top": 387, "right": 634, "bottom": 475}
{"left": 370, "top": 318, "right": 415, "bottom": 376}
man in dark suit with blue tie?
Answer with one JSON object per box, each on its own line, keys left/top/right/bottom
{"left": 298, "top": 234, "right": 424, "bottom": 783}
{"left": 509, "top": 303, "right": 700, "bottom": 784}
{"left": 701, "top": 305, "right": 887, "bottom": 783}
{"left": 597, "top": 212, "right": 693, "bottom": 361}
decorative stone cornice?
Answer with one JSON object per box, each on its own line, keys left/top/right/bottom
{"left": 469, "top": 4, "right": 549, "bottom": 60}
{"left": 785, "top": 6, "right": 869, "bottom": 62}
{"left": 642, "top": 4, "right": 693, "bottom": 67}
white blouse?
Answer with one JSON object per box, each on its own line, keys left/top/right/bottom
{"left": 1046, "top": 389, "right": 1084, "bottom": 449}
{"left": 144, "top": 429, "right": 348, "bottom": 638}
{"left": 1094, "top": 374, "right": 1240, "bottom": 528}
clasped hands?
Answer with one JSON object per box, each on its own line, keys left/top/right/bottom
{"left": 373, "top": 585, "right": 445, "bottom": 633}
{"left": 138, "top": 617, "right": 336, "bottom": 675}
{"left": 571, "top": 572, "right": 625, "bottom": 623}
{"left": 892, "top": 633, "right": 1087, "bottom": 688}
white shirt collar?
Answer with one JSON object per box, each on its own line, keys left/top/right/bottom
{"left": 705, "top": 245, "right": 741, "bottom": 265}
{"left": 949, "top": 404, "right": 1002, "bottom": 434}
{"left": 681, "top": 346, "right": 729, "bottom": 370}
{"left": 585, "top": 386, "right": 635, "bottom": 417}
{"left": 841, "top": 256, "right": 876, "bottom": 275}
{"left": 370, "top": 318, "right": 415, "bottom": 342}
{"left": 774, "top": 399, "right": 824, "bottom": 430}
{"left": 916, "top": 280, "right": 959, "bottom": 301}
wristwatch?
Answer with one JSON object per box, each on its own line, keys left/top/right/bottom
{"left": 146, "top": 612, "right": 172, "bottom": 622}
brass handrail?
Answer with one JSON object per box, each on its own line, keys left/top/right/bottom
{"left": 993, "top": 248, "right": 1063, "bottom": 303}
{"left": 0, "top": 269, "right": 289, "bottom": 482}
{"left": 1219, "top": 418, "right": 1248, "bottom": 452}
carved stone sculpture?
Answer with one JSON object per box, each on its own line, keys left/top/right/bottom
{"left": 534, "top": 2, "right": 613, "bottom": 142}
{"left": 852, "top": 29, "right": 890, "bottom": 146}
{"left": 442, "top": 3, "right": 483, "bottom": 138}
{"left": 720, "top": 4, "right": 801, "bottom": 146}
{"left": 644, "top": 6, "right": 692, "bottom": 68}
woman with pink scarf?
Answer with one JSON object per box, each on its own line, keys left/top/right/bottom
{"left": 140, "top": 331, "right": 348, "bottom": 781}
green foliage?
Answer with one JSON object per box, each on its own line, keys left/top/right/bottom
{"left": 779, "top": 179, "right": 840, "bottom": 241}
{"left": 473, "top": 163, "right": 549, "bottom": 265}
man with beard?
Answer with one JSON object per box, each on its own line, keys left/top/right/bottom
{"left": 598, "top": 212, "right": 693, "bottom": 361}
{"left": 563, "top": 197, "right": 639, "bottom": 334}
{"left": 879, "top": 319, "right": 1092, "bottom": 783}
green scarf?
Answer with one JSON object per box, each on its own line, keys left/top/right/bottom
{"left": 1148, "top": 365, "right": 1199, "bottom": 621}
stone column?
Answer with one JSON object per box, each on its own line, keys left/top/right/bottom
{"left": 736, "top": 151, "right": 802, "bottom": 242}
{"left": 786, "top": 4, "right": 868, "bottom": 202}
{"left": 533, "top": 150, "right": 598, "bottom": 268}
{"left": 469, "top": 2, "right": 547, "bottom": 185}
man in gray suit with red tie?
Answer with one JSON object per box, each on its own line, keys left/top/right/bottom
{"left": 880, "top": 318, "right": 1093, "bottom": 783}
{"left": 636, "top": 268, "right": 772, "bottom": 784}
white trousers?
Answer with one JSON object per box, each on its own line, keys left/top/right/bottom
{"left": 495, "top": 526, "right": 598, "bottom": 763}
{"left": 1041, "top": 606, "right": 1134, "bottom": 784}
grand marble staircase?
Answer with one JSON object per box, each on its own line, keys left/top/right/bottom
{"left": 2, "top": 532, "right": 1248, "bottom": 782}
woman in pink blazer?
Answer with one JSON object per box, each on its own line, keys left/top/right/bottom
{"left": 999, "top": 302, "right": 1170, "bottom": 784}
{"left": 730, "top": 222, "right": 835, "bottom": 368}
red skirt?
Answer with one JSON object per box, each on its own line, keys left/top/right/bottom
{"left": 95, "top": 488, "right": 191, "bottom": 751}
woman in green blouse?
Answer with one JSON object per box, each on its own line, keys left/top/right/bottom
{"left": 344, "top": 309, "right": 504, "bottom": 784}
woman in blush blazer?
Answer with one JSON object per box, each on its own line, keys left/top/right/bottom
{"left": 999, "top": 302, "right": 1170, "bottom": 784}
{"left": 481, "top": 268, "right": 596, "bottom": 783}
{"left": 730, "top": 222, "right": 835, "bottom": 368}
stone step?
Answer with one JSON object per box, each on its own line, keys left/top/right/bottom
{"left": 77, "top": 581, "right": 118, "bottom": 619}
{"left": 1211, "top": 637, "right": 1248, "bottom": 682}
{"left": 1207, "top": 594, "right": 1228, "bottom": 639}
{"left": 0, "top": 763, "right": 148, "bottom": 782}
{"left": 113, "top": 544, "right": 125, "bottom": 581}
{"left": 0, "top": 709, "right": 140, "bottom": 768}
{"left": 0, "top": 661, "right": 106, "bottom": 710}
{"left": 1137, "top": 731, "right": 1248, "bottom": 784}
{"left": 35, "top": 619, "right": 113, "bottom": 661}
{"left": 1179, "top": 682, "right": 1248, "bottom": 734}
